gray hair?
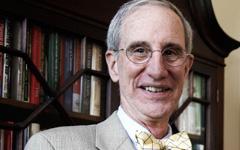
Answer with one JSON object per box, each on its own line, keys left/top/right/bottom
{"left": 106, "top": 0, "right": 193, "bottom": 53}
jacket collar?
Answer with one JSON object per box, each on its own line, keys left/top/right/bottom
{"left": 95, "top": 111, "right": 135, "bottom": 150}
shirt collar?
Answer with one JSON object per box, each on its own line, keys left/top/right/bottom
{"left": 117, "top": 106, "right": 172, "bottom": 145}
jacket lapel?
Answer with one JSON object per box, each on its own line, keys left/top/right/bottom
{"left": 95, "top": 111, "right": 135, "bottom": 150}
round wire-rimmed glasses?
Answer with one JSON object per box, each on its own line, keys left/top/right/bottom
{"left": 113, "top": 46, "right": 193, "bottom": 67}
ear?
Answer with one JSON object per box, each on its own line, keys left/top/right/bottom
{"left": 184, "top": 55, "right": 194, "bottom": 78}
{"left": 105, "top": 50, "right": 119, "bottom": 82}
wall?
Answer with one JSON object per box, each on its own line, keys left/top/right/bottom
{"left": 212, "top": 0, "right": 240, "bottom": 149}
{"left": 224, "top": 50, "right": 240, "bottom": 149}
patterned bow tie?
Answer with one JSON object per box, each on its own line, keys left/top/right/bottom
{"left": 135, "top": 131, "right": 192, "bottom": 150}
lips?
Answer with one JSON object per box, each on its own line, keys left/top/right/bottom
{"left": 142, "top": 86, "right": 170, "bottom": 93}
{"left": 140, "top": 82, "right": 171, "bottom": 93}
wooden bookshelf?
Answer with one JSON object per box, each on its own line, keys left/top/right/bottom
{"left": 0, "top": 99, "right": 103, "bottom": 129}
{"left": 0, "top": 0, "right": 239, "bottom": 150}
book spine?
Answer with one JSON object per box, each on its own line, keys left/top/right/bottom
{"left": 29, "top": 123, "right": 40, "bottom": 136}
{"left": 23, "top": 26, "right": 31, "bottom": 102}
{"left": 89, "top": 43, "right": 103, "bottom": 116}
{"left": 2, "top": 18, "right": 13, "bottom": 98}
{"left": 85, "top": 39, "right": 92, "bottom": 69}
{"left": 43, "top": 31, "right": 49, "bottom": 91}
{"left": 0, "top": 17, "right": 4, "bottom": 96}
{"left": 4, "top": 130, "right": 13, "bottom": 150}
{"left": 23, "top": 126, "right": 29, "bottom": 146}
{"left": 72, "top": 38, "right": 81, "bottom": 112}
{"left": 90, "top": 76, "right": 101, "bottom": 116}
{"left": 63, "top": 37, "right": 73, "bottom": 111}
{"left": 80, "top": 37, "right": 86, "bottom": 69}
{"left": 10, "top": 20, "right": 23, "bottom": 101}
{"left": 58, "top": 35, "right": 65, "bottom": 105}
{"left": 53, "top": 33, "right": 60, "bottom": 90}
{"left": 80, "top": 74, "right": 91, "bottom": 114}
{"left": 20, "top": 19, "right": 27, "bottom": 102}
{"left": 0, "top": 129, "right": 4, "bottom": 150}
{"left": 30, "top": 25, "right": 42, "bottom": 105}
{"left": 39, "top": 31, "right": 45, "bottom": 102}
{"left": 91, "top": 43, "right": 103, "bottom": 71}
{"left": 13, "top": 130, "right": 24, "bottom": 150}
{"left": 47, "top": 32, "right": 55, "bottom": 89}
{"left": 193, "top": 74, "right": 203, "bottom": 99}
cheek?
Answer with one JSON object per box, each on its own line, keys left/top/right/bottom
{"left": 117, "top": 56, "right": 144, "bottom": 86}
{"left": 171, "top": 68, "right": 187, "bottom": 91}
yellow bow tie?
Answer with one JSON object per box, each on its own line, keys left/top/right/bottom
{"left": 135, "top": 131, "right": 192, "bottom": 150}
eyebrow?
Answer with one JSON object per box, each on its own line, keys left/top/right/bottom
{"left": 126, "top": 41, "right": 151, "bottom": 50}
{"left": 163, "top": 42, "right": 185, "bottom": 52}
{"left": 126, "top": 41, "right": 185, "bottom": 51}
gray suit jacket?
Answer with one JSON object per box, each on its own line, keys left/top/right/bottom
{"left": 24, "top": 112, "right": 135, "bottom": 150}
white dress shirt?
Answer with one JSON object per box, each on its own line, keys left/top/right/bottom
{"left": 117, "top": 106, "right": 172, "bottom": 149}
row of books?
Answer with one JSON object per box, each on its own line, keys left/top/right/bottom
{"left": 0, "top": 123, "right": 40, "bottom": 150}
{"left": 0, "top": 16, "right": 105, "bottom": 116}
{"left": 177, "top": 73, "right": 207, "bottom": 136}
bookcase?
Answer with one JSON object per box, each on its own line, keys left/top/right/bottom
{"left": 0, "top": 0, "right": 239, "bottom": 150}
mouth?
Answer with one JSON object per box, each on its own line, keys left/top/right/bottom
{"left": 141, "top": 86, "right": 171, "bottom": 93}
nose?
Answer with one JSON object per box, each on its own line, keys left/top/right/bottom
{"left": 145, "top": 51, "right": 169, "bottom": 80}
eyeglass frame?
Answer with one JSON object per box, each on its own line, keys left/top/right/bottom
{"left": 112, "top": 46, "right": 193, "bottom": 67}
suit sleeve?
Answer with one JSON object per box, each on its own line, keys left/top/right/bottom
{"left": 24, "top": 133, "right": 54, "bottom": 150}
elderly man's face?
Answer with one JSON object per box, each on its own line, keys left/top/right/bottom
{"left": 106, "top": 5, "right": 193, "bottom": 122}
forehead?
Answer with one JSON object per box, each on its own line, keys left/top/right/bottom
{"left": 120, "top": 5, "right": 185, "bottom": 49}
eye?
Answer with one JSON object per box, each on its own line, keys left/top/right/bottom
{"left": 129, "top": 47, "right": 149, "bottom": 56}
{"left": 127, "top": 46, "right": 150, "bottom": 63}
{"left": 133, "top": 47, "right": 146, "bottom": 53}
{"left": 162, "top": 47, "right": 182, "bottom": 61}
{"left": 164, "top": 48, "right": 177, "bottom": 56}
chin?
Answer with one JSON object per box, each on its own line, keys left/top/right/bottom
{"left": 142, "top": 105, "right": 172, "bottom": 120}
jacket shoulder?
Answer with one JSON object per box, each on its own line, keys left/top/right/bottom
{"left": 25, "top": 125, "right": 97, "bottom": 150}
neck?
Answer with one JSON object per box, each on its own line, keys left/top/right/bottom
{"left": 141, "top": 121, "right": 169, "bottom": 139}
{"left": 121, "top": 105, "right": 170, "bottom": 139}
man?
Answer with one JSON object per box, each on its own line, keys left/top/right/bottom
{"left": 25, "top": 0, "right": 194, "bottom": 149}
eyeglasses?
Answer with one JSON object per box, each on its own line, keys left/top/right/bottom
{"left": 114, "top": 46, "right": 192, "bottom": 67}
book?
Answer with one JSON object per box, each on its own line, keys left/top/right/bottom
{"left": 22, "top": 123, "right": 40, "bottom": 147}
{"left": 72, "top": 38, "right": 81, "bottom": 112}
{"left": 22, "top": 24, "right": 31, "bottom": 102}
{"left": 63, "top": 37, "right": 74, "bottom": 111}
{"left": 2, "top": 18, "right": 13, "bottom": 98}
{"left": 0, "top": 17, "right": 4, "bottom": 97}
{"left": 193, "top": 74, "right": 206, "bottom": 99}
{"left": 29, "top": 123, "right": 40, "bottom": 137}
{"left": 39, "top": 30, "right": 45, "bottom": 102}
{"left": 47, "top": 32, "right": 55, "bottom": 89}
{"left": 89, "top": 43, "right": 103, "bottom": 116}
{"left": 0, "top": 129, "right": 4, "bottom": 150}
{"left": 53, "top": 32, "right": 60, "bottom": 90}
{"left": 46, "top": 32, "right": 60, "bottom": 90}
{"left": 29, "top": 25, "right": 42, "bottom": 105}
{"left": 20, "top": 18, "right": 28, "bottom": 103}
{"left": 90, "top": 76, "right": 101, "bottom": 116}
{"left": 194, "top": 103, "right": 202, "bottom": 135}
{"left": 4, "top": 130, "right": 13, "bottom": 150}
{"left": 91, "top": 43, "right": 103, "bottom": 71}
{"left": 85, "top": 39, "right": 92, "bottom": 69}
{"left": 10, "top": 20, "right": 23, "bottom": 101}
{"left": 80, "top": 37, "right": 86, "bottom": 69}
{"left": 23, "top": 127, "right": 29, "bottom": 147}
{"left": 178, "top": 103, "right": 202, "bottom": 136}
{"left": 193, "top": 144, "right": 204, "bottom": 150}
{"left": 58, "top": 35, "right": 65, "bottom": 105}
{"left": 80, "top": 74, "right": 91, "bottom": 114}
{"left": 13, "top": 130, "right": 24, "bottom": 150}
{"left": 80, "top": 37, "right": 93, "bottom": 69}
